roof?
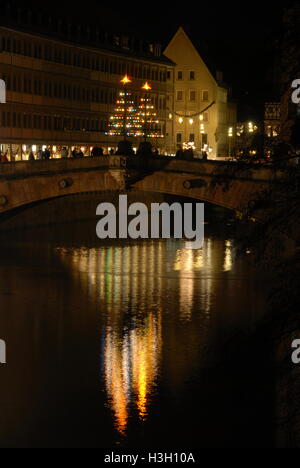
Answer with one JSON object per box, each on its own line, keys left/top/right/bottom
{"left": 0, "top": 21, "right": 175, "bottom": 66}
{"left": 164, "top": 26, "right": 229, "bottom": 88}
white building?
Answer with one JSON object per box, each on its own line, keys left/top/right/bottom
{"left": 164, "top": 27, "right": 236, "bottom": 158}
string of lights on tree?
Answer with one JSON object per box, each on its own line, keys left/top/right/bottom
{"left": 106, "top": 76, "right": 163, "bottom": 139}
{"left": 107, "top": 90, "right": 141, "bottom": 137}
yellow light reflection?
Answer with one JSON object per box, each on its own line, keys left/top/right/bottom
{"left": 223, "top": 240, "right": 233, "bottom": 272}
{"left": 55, "top": 239, "right": 216, "bottom": 435}
{"left": 58, "top": 242, "right": 163, "bottom": 435}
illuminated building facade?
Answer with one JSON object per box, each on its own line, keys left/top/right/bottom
{"left": 264, "top": 102, "right": 281, "bottom": 138}
{"left": 164, "top": 27, "right": 237, "bottom": 158}
{"left": 0, "top": 24, "right": 236, "bottom": 158}
{"left": 0, "top": 26, "right": 173, "bottom": 159}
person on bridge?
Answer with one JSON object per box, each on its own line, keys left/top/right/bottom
{"left": 91, "top": 146, "right": 98, "bottom": 157}
{"left": 202, "top": 150, "right": 208, "bottom": 160}
{"left": 176, "top": 146, "right": 184, "bottom": 159}
{"left": 43, "top": 148, "right": 51, "bottom": 160}
{"left": 92, "top": 146, "right": 104, "bottom": 157}
{"left": 1, "top": 152, "right": 8, "bottom": 163}
{"left": 61, "top": 147, "right": 68, "bottom": 158}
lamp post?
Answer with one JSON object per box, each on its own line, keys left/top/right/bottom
{"left": 120, "top": 75, "right": 132, "bottom": 141}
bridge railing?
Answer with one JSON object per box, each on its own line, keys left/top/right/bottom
{"left": 0, "top": 156, "right": 112, "bottom": 179}
{"left": 140, "top": 156, "right": 285, "bottom": 182}
{"left": 0, "top": 154, "right": 285, "bottom": 183}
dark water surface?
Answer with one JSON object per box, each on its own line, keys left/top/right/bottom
{"left": 0, "top": 221, "right": 274, "bottom": 448}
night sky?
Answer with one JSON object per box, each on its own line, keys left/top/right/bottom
{"left": 5, "top": 1, "right": 292, "bottom": 120}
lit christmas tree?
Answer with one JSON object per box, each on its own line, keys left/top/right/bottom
{"left": 107, "top": 75, "right": 142, "bottom": 139}
{"left": 138, "top": 82, "right": 163, "bottom": 140}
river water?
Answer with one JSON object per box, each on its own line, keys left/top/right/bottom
{"left": 0, "top": 219, "right": 274, "bottom": 448}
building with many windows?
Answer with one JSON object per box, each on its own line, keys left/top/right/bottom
{"left": 0, "top": 23, "right": 236, "bottom": 159}
{"left": 164, "top": 27, "right": 236, "bottom": 158}
{"left": 0, "top": 25, "right": 174, "bottom": 159}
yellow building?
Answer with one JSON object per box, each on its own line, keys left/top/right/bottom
{"left": 164, "top": 27, "right": 237, "bottom": 158}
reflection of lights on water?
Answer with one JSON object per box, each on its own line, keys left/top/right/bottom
{"left": 174, "top": 249, "right": 194, "bottom": 272}
{"left": 173, "top": 249, "right": 205, "bottom": 272}
{"left": 223, "top": 240, "right": 233, "bottom": 272}
{"left": 172, "top": 240, "right": 214, "bottom": 320}
{"left": 104, "top": 312, "right": 162, "bottom": 434}
{"left": 57, "top": 243, "right": 164, "bottom": 435}
{"left": 56, "top": 239, "right": 218, "bottom": 434}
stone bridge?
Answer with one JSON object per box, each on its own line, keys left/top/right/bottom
{"left": 0, "top": 155, "right": 284, "bottom": 218}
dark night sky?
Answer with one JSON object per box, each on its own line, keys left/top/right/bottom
{"left": 7, "top": 0, "right": 292, "bottom": 119}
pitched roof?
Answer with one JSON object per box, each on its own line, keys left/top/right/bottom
{"left": 164, "top": 26, "right": 228, "bottom": 88}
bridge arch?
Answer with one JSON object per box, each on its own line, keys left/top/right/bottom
{"left": 0, "top": 156, "right": 276, "bottom": 218}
